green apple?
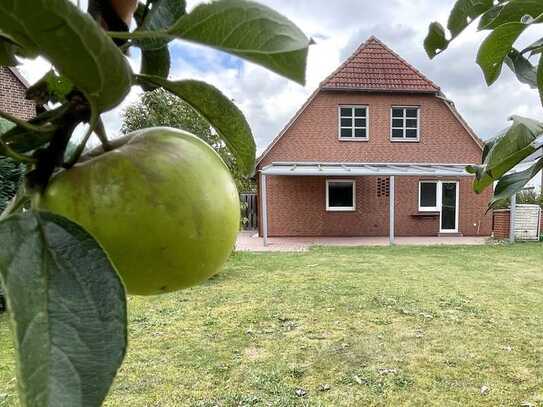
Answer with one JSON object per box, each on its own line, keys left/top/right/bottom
{"left": 35, "top": 127, "right": 240, "bottom": 295}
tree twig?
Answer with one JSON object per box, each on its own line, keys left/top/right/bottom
{"left": 0, "top": 109, "right": 56, "bottom": 133}
{"left": 63, "top": 113, "right": 98, "bottom": 168}
{"left": 25, "top": 94, "right": 90, "bottom": 191}
{"left": 0, "top": 139, "right": 37, "bottom": 164}
{"left": 107, "top": 30, "right": 167, "bottom": 40}
{"left": 0, "top": 186, "right": 28, "bottom": 221}
{"left": 95, "top": 117, "right": 113, "bottom": 151}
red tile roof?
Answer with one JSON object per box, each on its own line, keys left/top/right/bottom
{"left": 321, "top": 36, "right": 440, "bottom": 93}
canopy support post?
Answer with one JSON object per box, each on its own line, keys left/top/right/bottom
{"left": 509, "top": 193, "right": 516, "bottom": 243}
{"left": 261, "top": 173, "right": 268, "bottom": 246}
{"left": 389, "top": 176, "right": 395, "bottom": 245}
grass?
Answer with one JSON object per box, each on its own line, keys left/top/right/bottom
{"left": 1, "top": 243, "right": 543, "bottom": 406}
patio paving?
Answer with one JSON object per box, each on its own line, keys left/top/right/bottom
{"left": 235, "top": 231, "right": 489, "bottom": 252}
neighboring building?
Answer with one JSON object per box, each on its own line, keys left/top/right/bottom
{"left": 0, "top": 66, "right": 38, "bottom": 312}
{"left": 0, "top": 66, "right": 38, "bottom": 119}
{"left": 256, "top": 37, "right": 493, "bottom": 242}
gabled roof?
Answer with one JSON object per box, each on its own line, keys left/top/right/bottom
{"left": 4, "top": 67, "right": 30, "bottom": 88}
{"left": 256, "top": 37, "right": 482, "bottom": 167}
{"left": 320, "top": 36, "right": 440, "bottom": 93}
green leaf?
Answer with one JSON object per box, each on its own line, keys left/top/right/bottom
{"left": 490, "top": 157, "right": 543, "bottom": 207}
{"left": 538, "top": 52, "right": 543, "bottom": 106}
{"left": 476, "top": 22, "right": 527, "bottom": 85}
{"left": 504, "top": 49, "right": 538, "bottom": 88}
{"left": 485, "top": 116, "right": 543, "bottom": 172}
{"left": 466, "top": 163, "right": 495, "bottom": 194}
{"left": 167, "top": 0, "right": 310, "bottom": 84}
{"left": 0, "top": 117, "right": 15, "bottom": 134}
{"left": 26, "top": 71, "right": 74, "bottom": 105}
{"left": 135, "top": 0, "right": 186, "bottom": 50}
{"left": 448, "top": 0, "right": 495, "bottom": 37}
{"left": 136, "top": 74, "right": 256, "bottom": 176}
{"left": 424, "top": 0, "right": 494, "bottom": 57}
{"left": 0, "top": 211, "right": 127, "bottom": 407}
{"left": 482, "top": 127, "right": 508, "bottom": 163}
{"left": 0, "top": 0, "right": 132, "bottom": 112}
{"left": 479, "top": 0, "right": 543, "bottom": 30}
{"left": 424, "top": 22, "right": 448, "bottom": 58}
{"left": 471, "top": 116, "right": 543, "bottom": 192}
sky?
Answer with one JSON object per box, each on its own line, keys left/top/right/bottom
{"left": 16, "top": 0, "right": 543, "bottom": 166}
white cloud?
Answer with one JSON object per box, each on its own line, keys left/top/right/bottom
{"left": 179, "top": 0, "right": 543, "bottom": 156}
{"left": 13, "top": 0, "right": 543, "bottom": 167}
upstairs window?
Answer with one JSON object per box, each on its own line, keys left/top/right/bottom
{"left": 391, "top": 107, "right": 419, "bottom": 141}
{"left": 339, "top": 106, "right": 368, "bottom": 140}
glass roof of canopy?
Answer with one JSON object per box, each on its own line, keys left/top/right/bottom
{"left": 260, "top": 162, "right": 472, "bottom": 177}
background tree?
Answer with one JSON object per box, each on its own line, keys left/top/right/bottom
{"left": 0, "top": 118, "right": 22, "bottom": 213}
{"left": 122, "top": 89, "right": 255, "bottom": 192}
{"left": 0, "top": 159, "right": 23, "bottom": 213}
{"left": 425, "top": 0, "right": 543, "bottom": 207}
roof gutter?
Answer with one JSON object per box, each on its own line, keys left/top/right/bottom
{"left": 7, "top": 67, "right": 30, "bottom": 88}
{"left": 320, "top": 86, "right": 439, "bottom": 94}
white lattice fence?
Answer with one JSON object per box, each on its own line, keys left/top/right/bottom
{"left": 514, "top": 204, "right": 541, "bottom": 241}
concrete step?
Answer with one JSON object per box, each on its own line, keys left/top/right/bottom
{"left": 438, "top": 232, "right": 463, "bottom": 237}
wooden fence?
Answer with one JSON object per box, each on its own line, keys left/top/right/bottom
{"left": 240, "top": 193, "right": 257, "bottom": 230}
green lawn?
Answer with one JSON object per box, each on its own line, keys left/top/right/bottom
{"left": 1, "top": 243, "right": 543, "bottom": 406}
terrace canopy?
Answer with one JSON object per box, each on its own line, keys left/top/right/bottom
{"left": 259, "top": 162, "right": 475, "bottom": 246}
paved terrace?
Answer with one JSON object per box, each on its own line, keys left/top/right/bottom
{"left": 236, "top": 231, "right": 489, "bottom": 252}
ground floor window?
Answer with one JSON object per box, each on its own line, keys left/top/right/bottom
{"left": 326, "top": 179, "right": 355, "bottom": 211}
{"left": 419, "top": 181, "right": 438, "bottom": 211}
{"left": 418, "top": 180, "right": 459, "bottom": 232}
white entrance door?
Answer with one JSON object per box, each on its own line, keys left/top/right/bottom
{"left": 439, "top": 182, "right": 459, "bottom": 233}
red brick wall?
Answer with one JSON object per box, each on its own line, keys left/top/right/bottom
{"left": 256, "top": 90, "right": 491, "bottom": 237}
{"left": 0, "top": 67, "right": 36, "bottom": 120}
{"left": 492, "top": 210, "right": 510, "bottom": 240}
{"left": 493, "top": 209, "right": 543, "bottom": 240}
{"left": 261, "top": 175, "right": 492, "bottom": 237}
{"left": 259, "top": 92, "right": 482, "bottom": 167}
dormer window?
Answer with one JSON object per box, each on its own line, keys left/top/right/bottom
{"left": 391, "top": 107, "right": 420, "bottom": 141}
{"left": 338, "top": 105, "right": 368, "bottom": 140}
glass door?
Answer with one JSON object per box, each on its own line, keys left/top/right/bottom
{"left": 440, "top": 182, "right": 458, "bottom": 232}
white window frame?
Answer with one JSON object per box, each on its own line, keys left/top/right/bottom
{"left": 326, "top": 179, "right": 356, "bottom": 211}
{"left": 419, "top": 181, "right": 439, "bottom": 212}
{"left": 390, "top": 106, "right": 420, "bottom": 142}
{"left": 418, "top": 181, "right": 460, "bottom": 233}
{"left": 338, "top": 105, "right": 369, "bottom": 141}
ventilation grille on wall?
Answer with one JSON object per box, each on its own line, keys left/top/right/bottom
{"left": 377, "top": 177, "right": 390, "bottom": 197}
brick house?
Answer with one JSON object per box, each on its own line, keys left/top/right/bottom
{"left": 0, "top": 66, "right": 38, "bottom": 120}
{"left": 256, "top": 37, "right": 492, "bottom": 243}
{"left": 0, "top": 66, "right": 37, "bottom": 311}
